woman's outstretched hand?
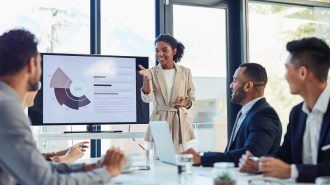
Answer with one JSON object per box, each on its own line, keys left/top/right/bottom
{"left": 138, "top": 65, "right": 151, "bottom": 80}
{"left": 138, "top": 65, "right": 151, "bottom": 94}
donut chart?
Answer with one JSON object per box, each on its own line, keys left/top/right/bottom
{"left": 50, "top": 68, "right": 91, "bottom": 110}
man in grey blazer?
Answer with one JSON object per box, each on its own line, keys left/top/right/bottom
{"left": 0, "top": 29, "right": 126, "bottom": 185}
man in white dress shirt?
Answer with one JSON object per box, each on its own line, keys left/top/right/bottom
{"left": 239, "top": 37, "right": 330, "bottom": 183}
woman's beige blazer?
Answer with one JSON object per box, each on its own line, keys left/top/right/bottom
{"left": 141, "top": 63, "right": 196, "bottom": 150}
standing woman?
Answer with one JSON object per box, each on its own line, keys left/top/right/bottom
{"left": 138, "top": 34, "right": 195, "bottom": 153}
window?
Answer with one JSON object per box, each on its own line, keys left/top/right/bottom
{"left": 100, "top": 0, "right": 155, "bottom": 154}
{"left": 0, "top": 0, "right": 90, "bottom": 54}
{"left": 248, "top": 1, "right": 330, "bottom": 133}
{"left": 0, "top": 0, "right": 90, "bottom": 155}
{"left": 173, "top": 5, "right": 228, "bottom": 152}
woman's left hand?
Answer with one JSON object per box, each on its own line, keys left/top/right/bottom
{"left": 173, "top": 97, "right": 191, "bottom": 109}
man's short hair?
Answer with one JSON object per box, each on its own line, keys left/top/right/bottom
{"left": 0, "top": 29, "right": 38, "bottom": 76}
{"left": 239, "top": 63, "right": 268, "bottom": 87}
{"left": 286, "top": 37, "right": 330, "bottom": 82}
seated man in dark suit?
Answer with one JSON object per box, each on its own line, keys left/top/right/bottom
{"left": 239, "top": 37, "right": 330, "bottom": 183}
{"left": 184, "top": 63, "right": 282, "bottom": 166}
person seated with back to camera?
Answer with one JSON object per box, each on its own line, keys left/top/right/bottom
{"left": 23, "top": 85, "right": 89, "bottom": 163}
{"left": 0, "top": 28, "right": 126, "bottom": 185}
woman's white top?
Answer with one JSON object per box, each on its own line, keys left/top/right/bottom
{"left": 163, "top": 69, "right": 175, "bottom": 103}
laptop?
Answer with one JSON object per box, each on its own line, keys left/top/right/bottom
{"left": 149, "top": 121, "right": 177, "bottom": 165}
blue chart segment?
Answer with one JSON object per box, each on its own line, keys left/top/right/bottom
{"left": 50, "top": 68, "right": 91, "bottom": 110}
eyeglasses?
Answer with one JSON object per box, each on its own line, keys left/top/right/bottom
{"left": 243, "top": 81, "right": 265, "bottom": 87}
{"left": 248, "top": 178, "right": 285, "bottom": 185}
{"left": 252, "top": 81, "right": 266, "bottom": 87}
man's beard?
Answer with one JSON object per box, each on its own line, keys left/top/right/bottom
{"left": 231, "top": 85, "right": 246, "bottom": 104}
{"left": 27, "top": 78, "right": 39, "bottom": 92}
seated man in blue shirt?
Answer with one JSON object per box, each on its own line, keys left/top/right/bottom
{"left": 184, "top": 63, "right": 282, "bottom": 166}
{"left": 239, "top": 37, "right": 330, "bottom": 183}
{"left": 0, "top": 28, "right": 126, "bottom": 185}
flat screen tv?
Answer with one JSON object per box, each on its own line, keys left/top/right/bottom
{"left": 28, "top": 53, "right": 149, "bottom": 126}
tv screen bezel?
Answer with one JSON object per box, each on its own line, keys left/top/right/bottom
{"left": 28, "top": 52, "right": 149, "bottom": 126}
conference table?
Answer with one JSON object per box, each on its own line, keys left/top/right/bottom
{"left": 103, "top": 157, "right": 315, "bottom": 185}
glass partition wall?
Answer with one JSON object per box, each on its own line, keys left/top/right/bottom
{"left": 100, "top": 0, "right": 155, "bottom": 155}
{"left": 172, "top": 4, "right": 228, "bottom": 152}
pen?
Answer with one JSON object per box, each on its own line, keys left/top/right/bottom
{"left": 321, "top": 144, "right": 330, "bottom": 151}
